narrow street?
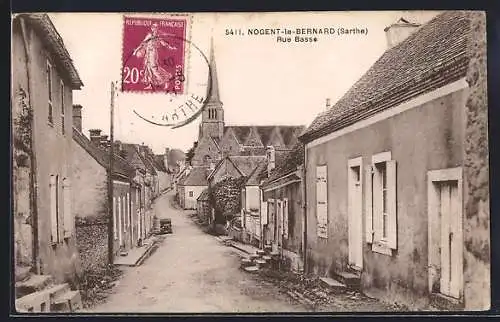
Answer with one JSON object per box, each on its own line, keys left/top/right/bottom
{"left": 87, "top": 190, "right": 310, "bottom": 313}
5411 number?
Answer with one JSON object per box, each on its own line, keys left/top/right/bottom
{"left": 225, "top": 28, "right": 244, "bottom": 36}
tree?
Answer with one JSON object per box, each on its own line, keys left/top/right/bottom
{"left": 185, "top": 141, "right": 198, "bottom": 165}
{"left": 209, "top": 176, "right": 247, "bottom": 225}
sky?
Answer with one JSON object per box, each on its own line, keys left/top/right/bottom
{"left": 48, "top": 11, "right": 440, "bottom": 154}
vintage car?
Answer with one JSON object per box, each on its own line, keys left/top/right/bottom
{"left": 159, "top": 218, "right": 173, "bottom": 234}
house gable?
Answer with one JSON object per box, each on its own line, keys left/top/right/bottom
{"left": 219, "top": 127, "right": 242, "bottom": 156}
{"left": 210, "top": 157, "right": 245, "bottom": 185}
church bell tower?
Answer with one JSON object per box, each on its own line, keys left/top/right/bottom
{"left": 199, "top": 37, "right": 224, "bottom": 141}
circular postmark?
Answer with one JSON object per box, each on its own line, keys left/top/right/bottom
{"left": 121, "top": 16, "right": 212, "bottom": 129}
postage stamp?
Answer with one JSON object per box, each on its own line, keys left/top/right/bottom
{"left": 121, "top": 16, "right": 188, "bottom": 94}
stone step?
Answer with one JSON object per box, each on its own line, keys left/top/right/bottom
{"left": 51, "top": 290, "right": 82, "bottom": 312}
{"left": 262, "top": 255, "right": 272, "bottom": 261}
{"left": 254, "top": 259, "right": 268, "bottom": 268}
{"left": 332, "top": 271, "right": 361, "bottom": 289}
{"left": 320, "top": 277, "right": 347, "bottom": 292}
{"left": 256, "top": 250, "right": 265, "bottom": 256}
{"left": 243, "top": 265, "right": 259, "bottom": 273}
{"left": 240, "top": 258, "right": 253, "bottom": 267}
{"left": 15, "top": 266, "right": 32, "bottom": 283}
{"left": 16, "top": 289, "right": 51, "bottom": 312}
{"left": 15, "top": 274, "right": 53, "bottom": 299}
{"left": 429, "top": 293, "right": 464, "bottom": 311}
{"left": 249, "top": 254, "right": 260, "bottom": 260}
{"left": 15, "top": 283, "right": 69, "bottom": 313}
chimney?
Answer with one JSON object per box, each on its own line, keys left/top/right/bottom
{"left": 326, "top": 98, "right": 331, "bottom": 110}
{"left": 384, "top": 18, "right": 420, "bottom": 49}
{"left": 72, "top": 104, "right": 83, "bottom": 132}
{"left": 266, "top": 146, "right": 276, "bottom": 176}
{"left": 89, "top": 129, "right": 102, "bottom": 145}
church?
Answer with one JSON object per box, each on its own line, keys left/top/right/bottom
{"left": 191, "top": 40, "right": 305, "bottom": 167}
{"left": 177, "top": 39, "right": 305, "bottom": 210}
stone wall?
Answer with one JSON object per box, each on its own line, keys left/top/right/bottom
{"left": 463, "top": 11, "right": 490, "bottom": 311}
{"left": 75, "top": 219, "right": 108, "bottom": 272}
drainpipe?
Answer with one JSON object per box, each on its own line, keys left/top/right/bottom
{"left": 302, "top": 147, "right": 308, "bottom": 275}
{"left": 19, "top": 16, "right": 40, "bottom": 274}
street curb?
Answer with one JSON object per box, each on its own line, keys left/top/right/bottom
{"left": 129, "top": 238, "right": 160, "bottom": 267}
{"left": 228, "top": 241, "right": 252, "bottom": 255}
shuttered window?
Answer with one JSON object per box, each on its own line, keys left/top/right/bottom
{"left": 316, "top": 165, "right": 328, "bottom": 238}
{"left": 370, "top": 152, "right": 397, "bottom": 254}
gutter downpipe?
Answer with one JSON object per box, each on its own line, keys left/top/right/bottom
{"left": 20, "top": 16, "right": 40, "bottom": 274}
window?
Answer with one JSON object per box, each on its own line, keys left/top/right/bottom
{"left": 47, "top": 61, "right": 53, "bottom": 124}
{"left": 189, "top": 191, "right": 194, "bottom": 197}
{"left": 366, "top": 151, "right": 397, "bottom": 255}
{"left": 60, "top": 81, "right": 65, "bottom": 135}
{"left": 316, "top": 165, "right": 328, "bottom": 238}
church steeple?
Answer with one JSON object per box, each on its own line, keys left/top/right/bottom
{"left": 207, "top": 37, "right": 221, "bottom": 105}
{"left": 199, "top": 37, "right": 224, "bottom": 141}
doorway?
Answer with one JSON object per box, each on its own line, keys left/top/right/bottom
{"left": 427, "top": 168, "right": 463, "bottom": 300}
{"left": 348, "top": 157, "right": 363, "bottom": 270}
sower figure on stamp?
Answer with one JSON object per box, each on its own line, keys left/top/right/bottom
{"left": 133, "top": 23, "right": 177, "bottom": 90}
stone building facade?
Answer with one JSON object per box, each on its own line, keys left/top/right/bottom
{"left": 12, "top": 13, "right": 83, "bottom": 285}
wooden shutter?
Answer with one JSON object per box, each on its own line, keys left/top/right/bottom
{"left": 63, "top": 178, "right": 72, "bottom": 238}
{"left": 49, "top": 175, "right": 58, "bottom": 243}
{"left": 372, "top": 164, "right": 383, "bottom": 243}
{"left": 365, "top": 167, "right": 373, "bottom": 243}
{"left": 387, "top": 160, "right": 397, "bottom": 249}
{"left": 113, "top": 197, "right": 118, "bottom": 240}
{"left": 316, "top": 165, "right": 328, "bottom": 238}
{"left": 261, "top": 201, "right": 268, "bottom": 225}
{"left": 283, "top": 198, "right": 289, "bottom": 237}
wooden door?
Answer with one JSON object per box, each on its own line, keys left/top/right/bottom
{"left": 348, "top": 165, "right": 363, "bottom": 269}
{"left": 439, "top": 181, "right": 463, "bottom": 299}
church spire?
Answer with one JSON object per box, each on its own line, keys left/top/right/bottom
{"left": 207, "top": 37, "right": 221, "bottom": 104}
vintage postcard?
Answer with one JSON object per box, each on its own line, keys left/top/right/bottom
{"left": 11, "top": 11, "right": 490, "bottom": 313}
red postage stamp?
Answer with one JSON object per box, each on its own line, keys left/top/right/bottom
{"left": 121, "top": 16, "right": 187, "bottom": 94}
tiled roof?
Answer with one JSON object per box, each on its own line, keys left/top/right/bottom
{"left": 197, "top": 188, "right": 210, "bottom": 201}
{"left": 181, "top": 166, "right": 210, "bottom": 186}
{"left": 263, "top": 143, "right": 304, "bottom": 185}
{"left": 18, "top": 14, "right": 83, "bottom": 89}
{"left": 121, "top": 143, "right": 146, "bottom": 171}
{"left": 300, "top": 11, "right": 471, "bottom": 143}
{"left": 72, "top": 128, "right": 133, "bottom": 178}
{"left": 245, "top": 162, "right": 268, "bottom": 186}
{"left": 153, "top": 155, "right": 167, "bottom": 172}
{"left": 224, "top": 125, "right": 306, "bottom": 148}
{"left": 228, "top": 155, "right": 268, "bottom": 177}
